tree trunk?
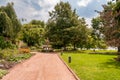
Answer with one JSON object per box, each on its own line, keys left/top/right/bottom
{"left": 118, "top": 46, "right": 120, "bottom": 54}
{"left": 63, "top": 42, "right": 67, "bottom": 51}
{"left": 117, "top": 46, "right": 120, "bottom": 61}
{"left": 63, "top": 45, "right": 67, "bottom": 51}
{"left": 73, "top": 43, "right": 76, "bottom": 50}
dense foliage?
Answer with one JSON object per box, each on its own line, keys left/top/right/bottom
{"left": 91, "top": 17, "right": 107, "bottom": 49}
{"left": 46, "top": 1, "right": 88, "bottom": 50}
{"left": 0, "top": 3, "right": 21, "bottom": 41}
{"left": 0, "top": 36, "right": 15, "bottom": 49}
{"left": 22, "top": 20, "right": 45, "bottom": 47}
{"left": 98, "top": 1, "right": 120, "bottom": 53}
{"left": 0, "top": 12, "right": 13, "bottom": 38}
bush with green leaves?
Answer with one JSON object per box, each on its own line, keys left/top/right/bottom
{"left": 0, "top": 36, "right": 16, "bottom": 49}
{"left": 8, "top": 54, "right": 32, "bottom": 62}
{"left": 0, "top": 49, "right": 18, "bottom": 60}
{"left": 0, "top": 48, "right": 32, "bottom": 62}
{"left": 0, "top": 69, "right": 7, "bottom": 78}
{"left": 22, "top": 24, "right": 45, "bottom": 46}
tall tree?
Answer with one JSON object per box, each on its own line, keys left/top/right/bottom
{"left": 91, "top": 17, "right": 107, "bottom": 49}
{"left": 70, "top": 18, "right": 88, "bottom": 50}
{"left": 0, "top": 3, "right": 21, "bottom": 40}
{"left": 46, "top": 1, "right": 85, "bottom": 50}
{"left": 113, "top": 1, "right": 120, "bottom": 47}
{"left": 99, "top": 1, "right": 120, "bottom": 60}
{"left": 0, "top": 12, "right": 13, "bottom": 38}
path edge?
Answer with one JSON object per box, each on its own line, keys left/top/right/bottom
{"left": 57, "top": 53, "right": 80, "bottom": 80}
{"left": 8, "top": 52, "right": 37, "bottom": 71}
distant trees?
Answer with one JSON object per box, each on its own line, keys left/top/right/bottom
{"left": 1, "top": 1, "right": 115, "bottom": 51}
{"left": 91, "top": 17, "right": 107, "bottom": 49}
{"left": 29, "top": 20, "right": 45, "bottom": 28}
{"left": 22, "top": 20, "right": 45, "bottom": 47}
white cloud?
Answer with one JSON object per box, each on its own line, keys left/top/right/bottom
{"left": 107, "top": 0, "right": 112, "bottom": 1}
{"left": 0, "top": 0, "right": 107, "bottom": 25}
{"left": 77, "top": 0, "right": 92, "bottom": 7}
{"left": 1, "top": 0, "right": 60, "bottom": 22}
{"left": 36, "top": 0, "right": 60, "bottom": 21}
{"left": 97, "top": 0, "right": 100, "bottom": 2}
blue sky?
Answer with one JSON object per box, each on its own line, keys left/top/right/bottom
{"left": 0, "top": 0, "right": 112, "bottom": 27}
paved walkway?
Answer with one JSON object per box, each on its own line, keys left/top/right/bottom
{"left": 2, "top": 53, "right": 78, "bottom": 80}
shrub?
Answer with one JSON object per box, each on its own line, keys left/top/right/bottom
{"left": 19, "top": 48, "right": 30, "bottom": 53}
{"left": 0, "top": 69, "right": 8, "bottom": 78}
{"left": 8, "top": 54, "right": 32, "bottom": 62}
{"left": 30, "top": 46, "right": 37, "bottom": 50}
{"left": 0, "top": 36, "right": 17, "bottom": 49}
{"left": 0, "top": 49, "right": 18, "bottom": 60}
{"left": 18, "top": 41, "right": 30, "bottom": 53}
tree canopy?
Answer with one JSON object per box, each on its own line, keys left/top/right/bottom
{"left": 22, "top": 20, "right": 45, "bottom": 47}
{"left": 0, "top": 3, "right": 21, "bottom": 41}
{"left": 91, "top": 17, "right": 107, "bottom": 49}
{"left": 0, "top": 12, "right": 13, "bottom": 38}
{"left": 99, "top": 1, "right": 120, "bottom": 51}
{"left": 46, "top": 1, "right": 88, "bottom": 50}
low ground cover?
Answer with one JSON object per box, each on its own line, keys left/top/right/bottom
{"left": 0, "top": 49, "right": 33, "bottom": 78}
{"left": 0, "top": 69, "right": 7, "bottom": 78}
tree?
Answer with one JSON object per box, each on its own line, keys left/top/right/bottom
{"left": 98, "top": 1, "right": 120, "bottom": 60}
{"left": 22, "top": 21, "right": 45, "bottom": 47}
{"left": 113, "top": 1, "right": 120, "bottom": 52}
{"left": 29, "top": 20, "right": 45, "bottom": 28}
{"left": 70, "top": 18, "right": 88, "bottom": 50}
{"left": 46, "top": 1, "right": 88, "bottom": 50}
{"left": 0, "top": 3, "right": 21, "bottom": 40}
{"left": 0, "top": 12, "right": 13, "bottom": 38}
{"left": 91, "top": 17, "right": 107, "bottom": 49}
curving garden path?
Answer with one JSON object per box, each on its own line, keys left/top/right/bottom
{"left": 2, "top": 53, "right": 79, "bottom": 80}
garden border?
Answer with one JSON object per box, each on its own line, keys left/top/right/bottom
{"left": 8, "top": 52, "right": 36, "bottom": 71}
{"left": 57, "top": 53, "right": 80, "bottom": 80}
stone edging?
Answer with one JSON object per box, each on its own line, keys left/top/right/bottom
{"left": 57, "top": 53, "right": 80, "bottom": 80}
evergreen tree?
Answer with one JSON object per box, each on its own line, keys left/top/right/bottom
{"left": 0, "top": 12, "right": 13, "bottom": 38}
{"left": 1, "top": 3, "right": 21, "bottom": 40}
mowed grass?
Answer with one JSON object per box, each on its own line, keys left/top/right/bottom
{"left": 61, "top": 50, "right": 120, "bottom": 80}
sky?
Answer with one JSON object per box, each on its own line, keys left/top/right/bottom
{"left": 0, "top": 0, "right": 112, "bottom": 27}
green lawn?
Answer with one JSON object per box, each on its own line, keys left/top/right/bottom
{"left": 61, "top": 51, "right": 120, "bottom": 80}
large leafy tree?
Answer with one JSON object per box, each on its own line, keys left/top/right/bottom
{"left": 98, "top": 1, "right": 120, "bottom": 60}
{"left": 70, "top": 18, "right": 88, "bottom": 50}
{"left": 47, "top": 2, "right": 77, "bottom": 49}
{"left": 46, "top": 1, "right": 88, "bottom": 50}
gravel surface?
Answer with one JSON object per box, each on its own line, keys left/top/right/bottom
{"left": 2, "top": 53, "right": 77, "bottom": 80}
